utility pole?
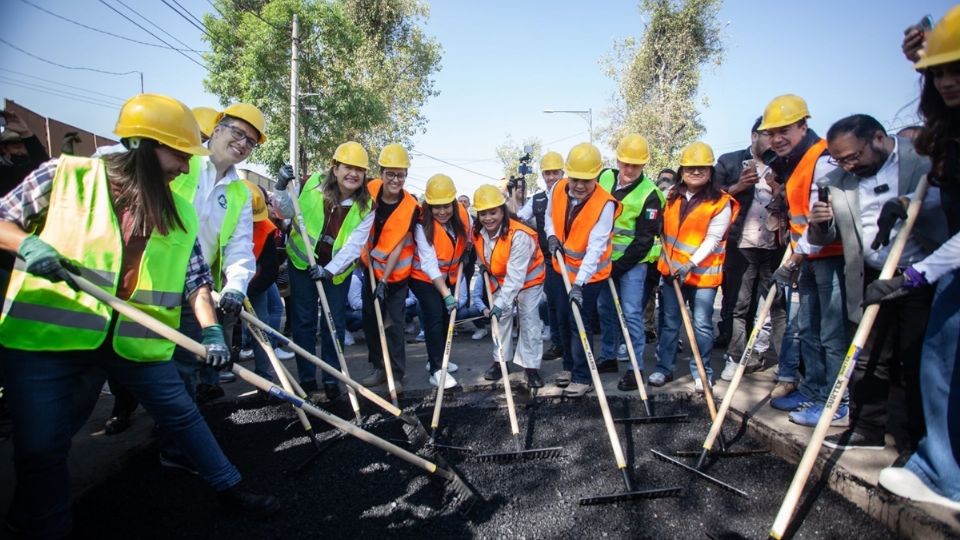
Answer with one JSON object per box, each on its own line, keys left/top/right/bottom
{"left": 289, "top": 14, "right": 300, "bottom": 180}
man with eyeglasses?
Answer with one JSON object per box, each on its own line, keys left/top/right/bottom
{"left": 807, "top": 114, "right": 945, "bottom": 454}
{"left": 168, "top": 103, "right": 265, "bottom": 410}
{"left": 758, "top": 94, "right": 850, "bottom": 429}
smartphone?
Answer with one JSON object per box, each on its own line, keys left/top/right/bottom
{"left": 919, "top": 15, "right": 934, "bottom": 31}
{"left": 817, "top": 183, "right": 830, "bottom": 203}
{"left": 741, "top": 159, "right": 755, "bottom": 169}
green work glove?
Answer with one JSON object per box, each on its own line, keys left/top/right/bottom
{"left": 443, "top": 294, "right": 457, "bottom": 313}
{"left": 17, "top": 235, "right": 80, "bottom": 288}
{"left": 201, "top": 324, "right": 231, "bottom": 369}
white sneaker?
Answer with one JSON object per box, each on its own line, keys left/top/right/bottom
{"left": 879, "top": 466, "right": 960, "bottom": 511}
{"left": 720, "top": 359, "right": 738, "bottom": 381}
{"left": 541, "top": 325, "right": 551, "bottom": 340}
{"left": 471, "top": 328, "right": 489, "bottom": 340}
{"left": 415, "top": 330, "right": 425, "bottom": 342}
{"left": 343, "top": 331, "right": 355, "bottom": 346}
{"left": 425, "top": 361, "right": 460, "bottom": 374}
{"left": 239, "top": 348, "right": 254, "bottom": 360}
{"left": 273, "top": 347, "right": 294, "bottom": 361}
{"left": 429, "top": 370, "right": 458, "bottom": 389}
{"left": 693, "top": 377, "right": 712, "bottom": 392}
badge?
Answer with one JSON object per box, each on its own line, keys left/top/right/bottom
{"left": 218, "top": 194, "right": 227, "bottom": 209}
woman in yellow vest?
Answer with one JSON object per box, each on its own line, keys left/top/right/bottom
{"left": 472, "top": 184, "right": 547, "bottom": 388}
{"left": 0, "top": 94, "right": 278, "bottom": 537}
{"left": 357, "top": 144, "right": 419, "bottom": 391}
{"left": 652, "top": 141, "right": 738, "bottom": 389}
{"left": 272, "top": 141, "right": 374, "bottom": 401}
{"left": 545, "top": 143, "right": 621, "bottom": 397}
{"left": 411, "top": 174, "right": 471, "bottom": 389}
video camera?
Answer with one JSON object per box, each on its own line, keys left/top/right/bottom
{"left": 506, "top": 145, "right": 534, "bottom": 201}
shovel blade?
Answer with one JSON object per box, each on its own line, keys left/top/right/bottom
{"left": 472, "top": 446, "right": 564, "bottom": 463}
{"left": 579, "top": 486, "right": 682, "bottom": 506}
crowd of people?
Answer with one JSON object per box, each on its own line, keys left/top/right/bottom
{"left": 0, "top": 6, "right": 958, "bottom": 538}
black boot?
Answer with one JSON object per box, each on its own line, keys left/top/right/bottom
{"left": 324, "top": 382, "right": 341, "bottom": 401}
{"left": 104, "top": 414, "right": 132, "bottom": 436}
{"left": 217, "top": 482, "right": 280, "bottom": 518}
{"left": 483, "top": 363, "right": 500, "bottom": 381}
{"left": 525, "top": 369, "right": 544, "bottom": 389}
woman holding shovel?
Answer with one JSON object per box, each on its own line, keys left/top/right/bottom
{"left": 273, "top": 141, "right": 374, "bottom": 401}
{"left": 411, "top": 174, "right": 471, "bottom": 389}
{"left": 651, "top": 141, "right": 738, "bottom": 390}
{"left": 472, "top": 184, "right": 547, "bottom": 389}
{"left": 0, "top": 94, "right": 278, "bottom": 538}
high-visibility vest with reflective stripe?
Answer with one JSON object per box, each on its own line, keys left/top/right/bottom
{"left": 0, "top": 155, "right": 198, "bottom": 361}
{"left": 170, "top": 155, "right": 249, "bottom": 290}
{"left": 784, "top": 139, "right": 844, "bottom": 259}
{"left": 411, "top": 202, "right": 470, "bottom": 285}
{"left": 657, "top": 192, "right": 739, "bottom": 288}
{"left": 474, "top": 218, "right": 545, "bottom": 292}
{"left": 549, "top": 179, "right": 621, "bottom": 284}
{"left": 361, "top": 179, "right": 417, "bottom": 283}
{"left": 285, "top": 172, "right": 371, "bottom": 284}
{"left": 598, "top": 169, "right": 664, "bottom": 263}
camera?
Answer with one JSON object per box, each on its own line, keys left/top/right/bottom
{"left": 507, "top": 145, "right": 534, "bottom": 197}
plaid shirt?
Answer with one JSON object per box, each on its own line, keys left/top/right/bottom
{"left": 0, "top": 157, "right": 213, "bottom": 298}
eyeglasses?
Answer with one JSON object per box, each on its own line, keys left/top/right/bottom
{"left": 384, "top": 171, "right": 407, "bottom": 182}
{"left": 567, "top": 177, "right": 595, "bottom": 184}
{"left": 683, "top": 167, "right": 710, "bottom": 176}
{"left": 828, "top": 142, "right": 868, "bottom": 166}
{"left": 220, "top": 123, "right": 258, "bottom": 150}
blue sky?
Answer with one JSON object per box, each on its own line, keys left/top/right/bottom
{"left": 2, "top": 0, "right": 954, "bottom": 196}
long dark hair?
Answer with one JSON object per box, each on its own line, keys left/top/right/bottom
{"left": 915, "top": 71, "right": 960, "bottom": 185}
{"left": 322, "top": 162, "right": 372, "bottom": 212}
{"left": 104, "top": 139, "right": 184, "bottom": 236}
{"left": 421, "top": 201, "right": 467, "bottom": 246}
{"left": 472, "top": 203, "right": 512, "bottom": 241}
{"left": 669, "top": 166, "right": 723, "bottom": 202}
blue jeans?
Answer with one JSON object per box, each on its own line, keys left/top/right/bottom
{"left": 777, "top": 283, "right": 802, "bottom": 383}
{"left": 906, "top": 270, "right": 960, "bottom": 501}
{"left": 2, "top": 344, "right": 240, "bottom": 538}
{"left": 598, "top": 264, "right": 648, "bottom": 369}
{"left": 552, "top": 279, "right": 603, "bottom": 385}
{"left": 797, "top": 257, "right": 848, "bottom": 404}
{"left": 248, "top": 283, "right": 284, "bottom": 381}
{"left": 544, "top": 264, "right": 564, "bottom": 350}
{"left": 656, "top": 282, "right": 717, "bottom": 381}
{"left": 289, "top": 265, "right": 349, "bottom": 386}
{"left": 410, "top": 279, "right": 450, "bottom": 373}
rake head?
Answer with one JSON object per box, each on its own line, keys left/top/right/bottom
{"left": 650, "top": 448, "right": 750, "bottom": 498}
{"left": 579, "top": 486, "right": 682, "bottom": 505}
{"left": 614, "top": 413, "right": 689, "bottom": 424}
{"left": 472, "top": 446, "right": 564, "bottom": 463}
{"left": 400, "top": 414, "right": 431, "bottom": 449}
{"left": 426, "top": 440, "right": 477, "bottom": 456}
{"left": 431, "top": 451, "right": 480, "bottom": 514}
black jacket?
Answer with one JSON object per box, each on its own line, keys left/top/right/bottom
{"left": 714, "top": 147, "right": 753, "bottom": 244}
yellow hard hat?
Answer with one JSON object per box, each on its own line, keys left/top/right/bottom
{"left": 216, "top": 103, "right": 267, "bottom": 144}
{"left": 332, "top": 141, "right": 369, "bottom": 169}
{"left": 915, "top": 6, "right": 960, "bottom": 69}
{"left": 473, "top": 184, "right": 506, "bottom": 212}
{"left": 378, "top": 143, "right": 411, "bottom": 169}
{"left": 424, "top": 174, "right": 457, "bottom": 205}
{"left": 242, "top": 180, "right": 269, "bottom": 222}
{"left": 678, "top": 141, "right": 715, "bottom": 167}
{"left": 540, "top": 151, "right": 564, "bottom": 171}
{"left": 616, "top": 133, "right": 650, "bottom": 165}
{"left": 565, "top": 142, "right": 603, "bottom": 180}
{"left": 114, "top": 93, "right": 209, "bottom": 156}
{"left": 758, "top": 94, "right": 810, "bottom": 131}
{"left": 191, "top": 106, "right": 219, "bottom": 139}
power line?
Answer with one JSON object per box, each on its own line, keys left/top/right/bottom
{"left": 410, "top": 150, "right": 500, "bottom": 180}
{"left": 16, "top": 0, "right": 206, "bottom": 53}
{"left": 98, "top": 0, "right": 208, "bottom": 71}
{"left": 0, "top": 68, "right": 127, "bottom": 102}
{"left": 0, "top": 79, "right": 118, "bottom": 110}
{"left": 232, "top": 0, "right": 286, "bottom": 32}
{"left": 169, "top": 0, "right": 208, "bottom": 28}
{"left": 0, "top": 36, "right": 142, "bottom": 77}
{"left": 113, "top": 0, "right": 206, "bottom": 63}
{"left": 161, "top": 0, "right": 214, "bottom": 40}
{"left": 0, "top": 75, "right": 121, "bottom": 107}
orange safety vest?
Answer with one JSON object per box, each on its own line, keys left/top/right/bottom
{"left": 411, "top": 202, "right": 470, "bottom": 285}
{"left": 785, "top": 139, "right": 843, "bottom": 259}
{"left": 360, "top": 179, "right": 418, "bottom": 283}
{"left": 549, "top": 179, "right": 620, "bottom": 284}
{"left": 474, "top": 218, "right": 545, "bottom": 292}
{"left": 252, "top": 219, "right": 277, "bottom": 259}
{"left": 658, "top": 192, "right": 740, "bottom": 288}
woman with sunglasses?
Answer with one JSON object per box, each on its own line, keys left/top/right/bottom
{"left": 410, "top": 174, "right": 471, "bottom": 388}
{"left": 651, "top": 141, "right": 738, "bottom": 390}
{"left": 472, "top": 184, "right": 546, "bottom": 389}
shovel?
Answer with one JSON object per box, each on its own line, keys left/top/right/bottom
{"left": 366, "top": 258, "right": 401, "bottom": 407}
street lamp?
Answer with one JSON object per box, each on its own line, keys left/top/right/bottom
{"left": 544, "top": 108, "right": 593, "bottom": 144}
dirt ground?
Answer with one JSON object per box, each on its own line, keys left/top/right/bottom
{"left": 73, "top": 389, "right": 895, "bottom": 539}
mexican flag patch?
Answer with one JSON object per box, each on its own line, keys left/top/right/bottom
{"left": 645, "top": 208, "right": 658, "bottom": 220}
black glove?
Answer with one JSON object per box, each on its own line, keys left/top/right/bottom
{"left": 548, "top": 235, "right": 563, "bottom": 257}
{"left": 673, "top": 261, "right": 696, "bottom": 283}
{"left": 201, "top": 324, "right": 231, "bottom": 369}
{"left": 276, "top": 163, "right": 295, "bottom": 191}
{"left": 308, "top": 265, "right": 332, "bottom": 282}
{"left": 17, "top": 235, "right": 81, "bottom": 288}
{"left": 373, "top": 280, "right": 386, "bottom": 302}
{"left": 872, "top": 198, "right": 908, "bottom": 250}
{"left": 218, "top": 289, "right": 245, "bottom": 315}
{"left": 568, "top": 283, "right": 583, "bottom": 308}
{"left": 863, "top": 275, "right": 907, "bottom": 306}
{"left": 771, "top": 263, "right": 798, "bottom": 290}
{"left": 443, "top": 294, "right": 457, "bottom": 313}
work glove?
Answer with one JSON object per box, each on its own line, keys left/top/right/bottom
{"left": 308, "top": 264, "right": 332, "bottom": 282}
{"left": 672, "top": 262, "right": 696, "bottom": 283}
{"left": 458, "top": 244, "right": 473, "bottom": 265}
{"left": 17, "top": 235, "right": 81, "bottom": 288}
{"left": 863, "top": 267, "right": 928, "bottom": 306}
{"left": 443, "top": 294, "right": 457, "bottom": 313}
{"left": 217, "top": 289, "right": 245, "bottom": 316}
{"left": 771, "top": 263, "right": 798, "bottom": 290}
{"left": 548, "top": 235, "right": 564, "bottom": 258}
{"left": 490, "top": 305, "right": 504, "bottom": 321}
{"left": 568, "top": 283, "right": 583, "bottom": 309}
{"left": 872, "top": 198, "right": 908, "bottom": 250}
{"left": 276, "top": 163, "right": 295, "bottom": 191}
{"left": 373, "top": 280, "right": 386, "bottom": 302}
{"left": 200, "top": 324, "right": 231, "bottom": 369}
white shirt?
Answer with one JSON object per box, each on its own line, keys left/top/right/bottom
{"left": 680, "top": 191, "right": 733, "bottom": 265}
{"left": 413, "top": 223, "right": 443, "bottom": 281}
{"left": 480, "top": 223, "right": 536, "bottom": 311}
{"left": 915, "top": 229, "right": 960, "bottom": 282}
{"left": 738, "top": 162, "right": 777, "bottom": 250}
{"left": 347, "top": 272, "right": 363, "bottom": 311}
{"left": 543, "top": 183, "right": 616, "bottom": 286}
{"left": 193, "top": 155, "right": 254, "bottom": 294}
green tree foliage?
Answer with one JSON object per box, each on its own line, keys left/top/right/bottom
{"left": 203, "top": 0, "right": 442, "bottom": 174}
{"left": 602, "top": 0, "right": 724, "bottom": 173}
{"left": 495, "top": 136, "right": 542, "bottom": 195}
